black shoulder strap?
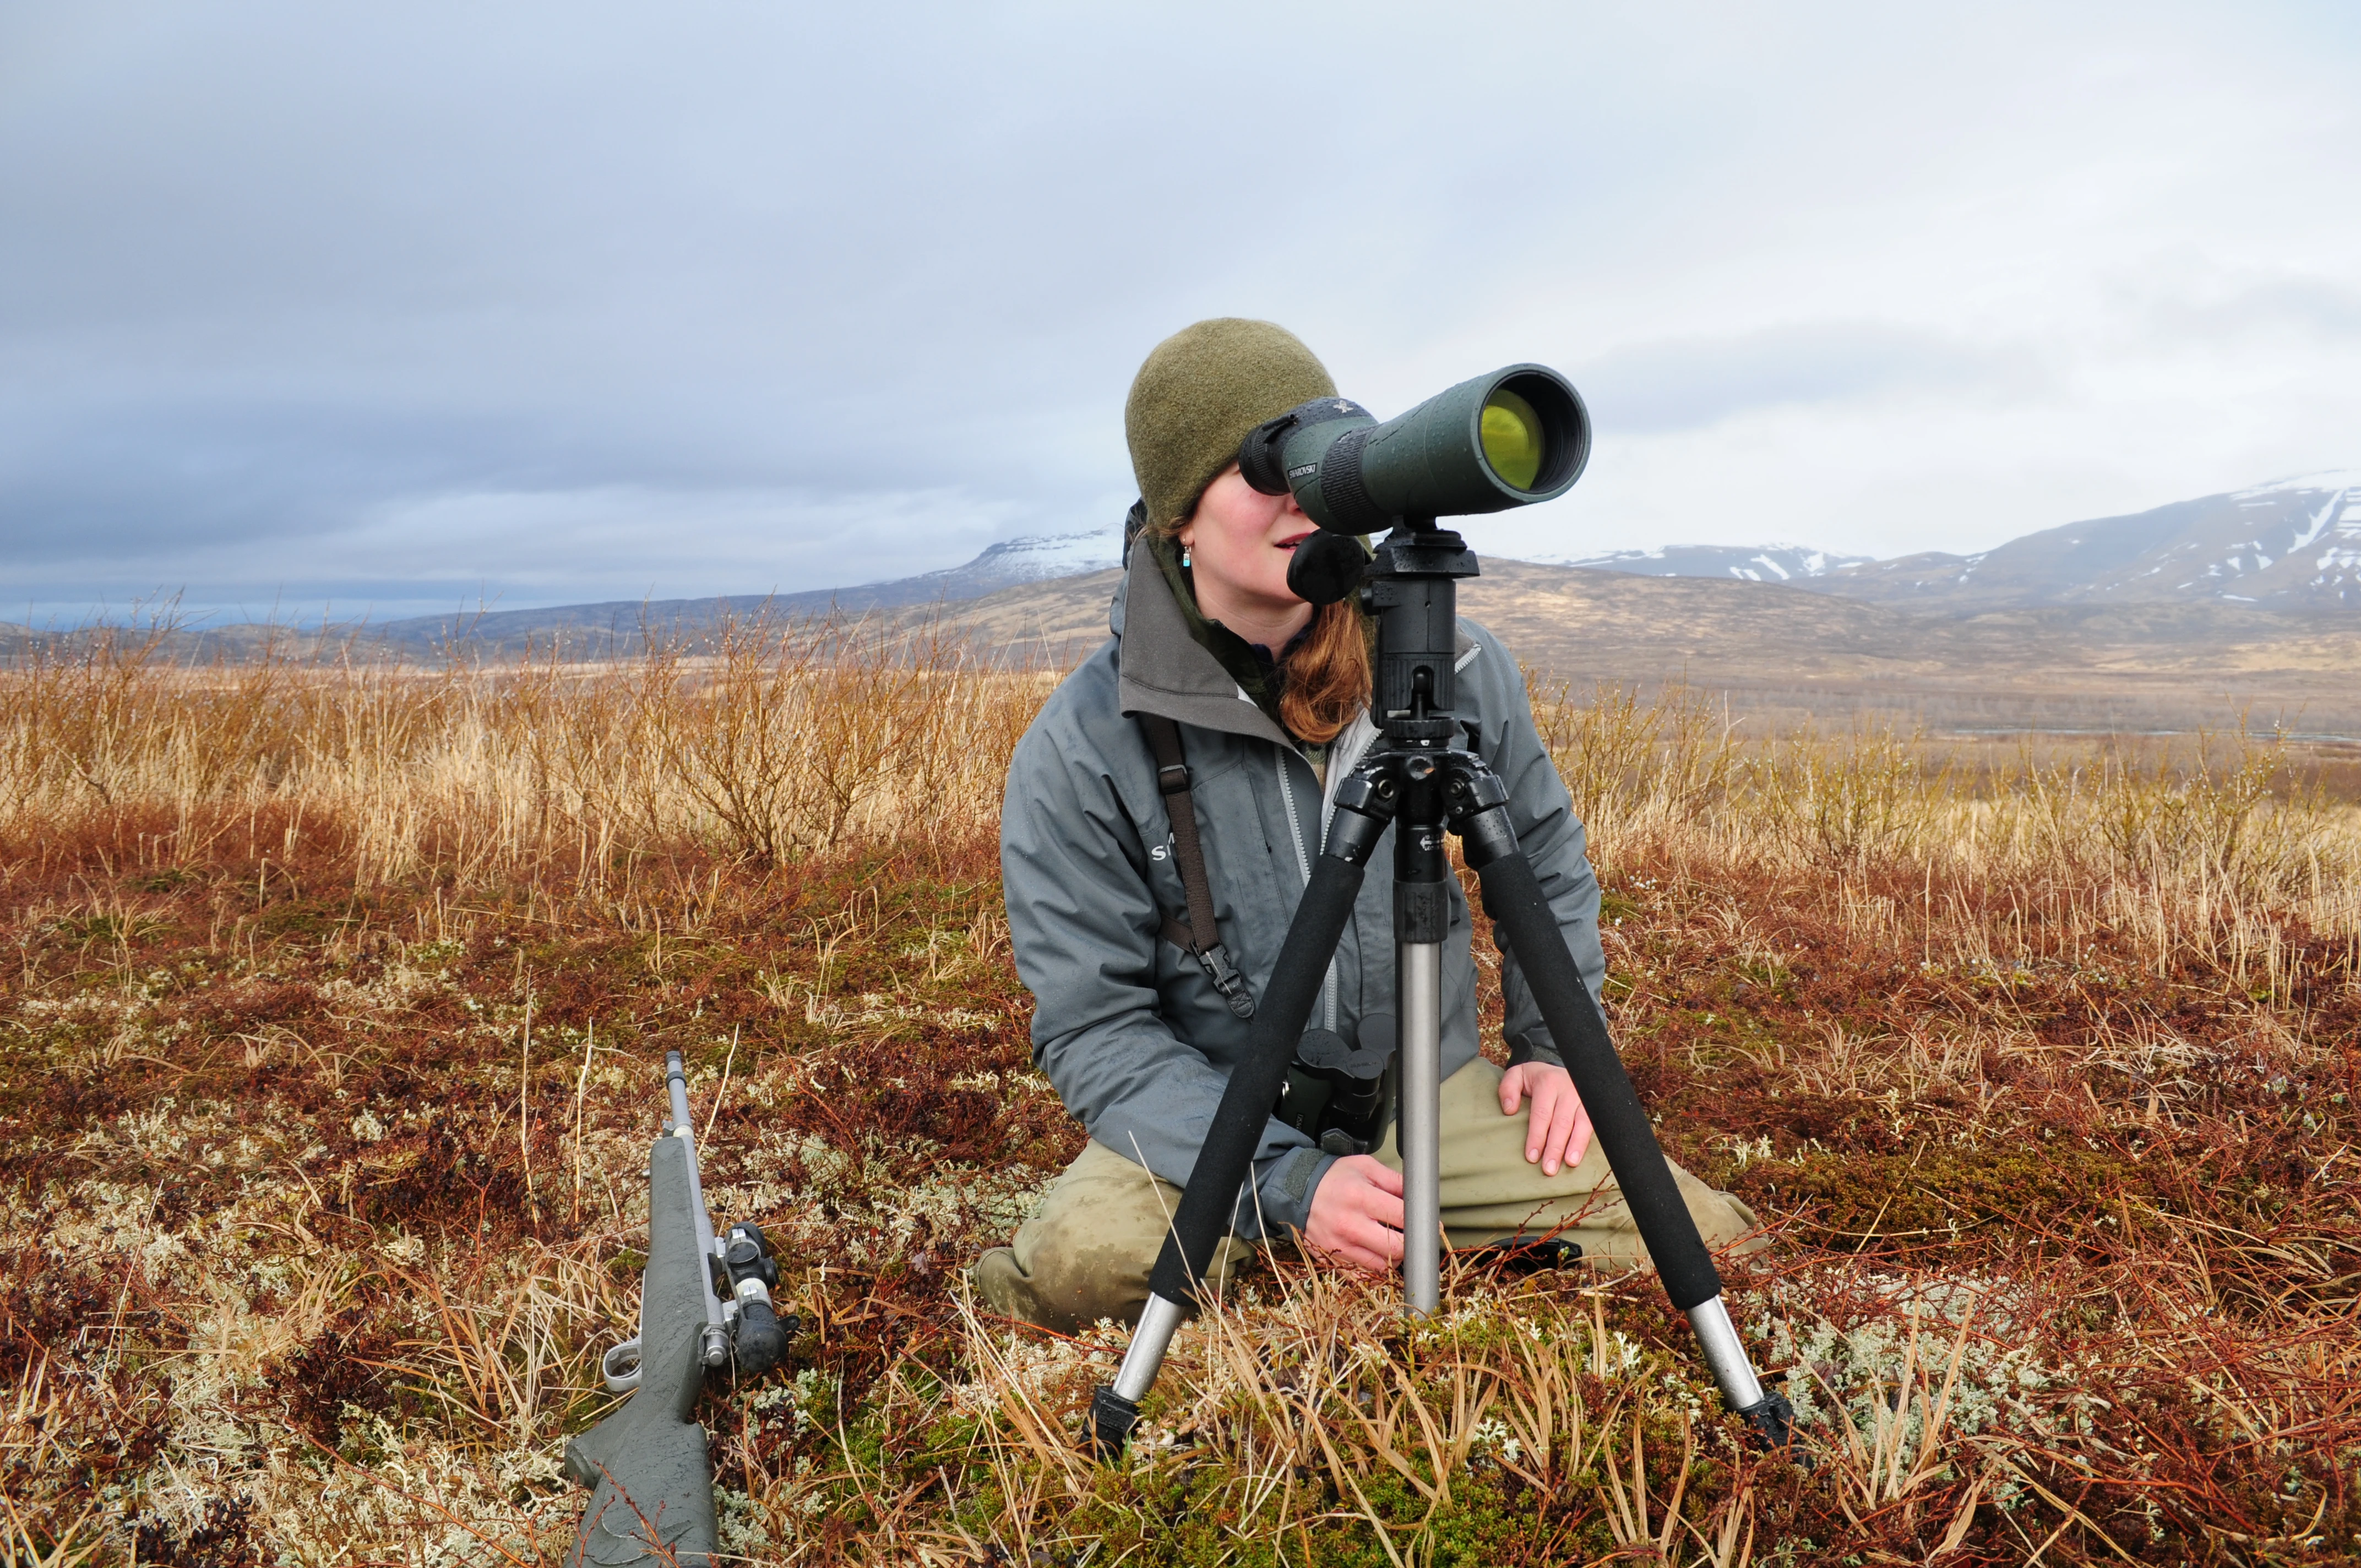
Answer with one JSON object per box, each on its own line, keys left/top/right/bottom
{"left": 1139, "top": 714, "right": 1255, "bottom": 1020}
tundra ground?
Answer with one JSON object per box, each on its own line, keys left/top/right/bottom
{"left": 2, "top": 623, "right": 2355, "bottom": 1565}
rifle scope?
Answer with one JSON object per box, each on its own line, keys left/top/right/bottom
{"left": 1237, "top": 364, "right": 1590, "bottom": 533}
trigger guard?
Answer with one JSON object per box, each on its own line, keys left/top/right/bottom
{"left": 601, "top": 1336, "right": 644, "bottom": 1395}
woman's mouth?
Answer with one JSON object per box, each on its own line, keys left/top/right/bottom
{"left": 1277, "top": 530, "right": 1314, "bottom": 552}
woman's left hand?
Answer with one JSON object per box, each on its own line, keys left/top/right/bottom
{"left": 1499, "top": 1063, "right": 1593, "bottom": 1177}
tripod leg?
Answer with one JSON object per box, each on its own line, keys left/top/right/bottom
{"left": 1470, "top": 847, "right": 1795, "bottom": 1445}
{"left": 1392, "top": 764, "right": 1452, "bottom": 1317}
{"left": 1397, "top": 938, "right": 1442, "bottom": 1314}
{"left": 1092, "top": 831, "right": 1381, "bottom": 1455}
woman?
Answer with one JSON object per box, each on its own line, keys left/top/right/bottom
{"left": 974, "top": 319, "right": 1761, "bottom": 1333}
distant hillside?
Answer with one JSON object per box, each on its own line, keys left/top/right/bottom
{"left": 1807, "top": 471, "right": 2361, "bottom": 611}
{"left": 19, "top": 469, "right": 2357, "bottom": 669}
{"left": 1532, "top": 471, "right": 2361, "bottom": 612}
{"left": 1450, "top": 559, "right": 2361, "bottom": 683}
{"left": 15, "top": 551, "right": 2357, "bottom": 737}
{"left": 363, "top": 525, "right": 1124, "bottom": 654}
{"left": 1544, "top": 543, "right": 1872, "bottom": 584}
{"left": 911, "top": 557, "right": 2361, "bottom": 689}
{"left": 923, "top": 557, "right": 2361, "bottom": 737}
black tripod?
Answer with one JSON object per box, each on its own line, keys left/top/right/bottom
{"left": 1090, "top": 525, "right": 1794, "bottom": 1453}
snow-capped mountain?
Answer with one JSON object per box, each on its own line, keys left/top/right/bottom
{"left": 922, "top": 526, "right": 1124, "bottom": 597}
{"left": 362, "top": 469, "right": 2361, "bottom": 656}
{"left": 1541, "top": 543, "right": 1872, "bottom": 584}
{"left": 1810, "top": 471, "right": 2361, "bottom": 610}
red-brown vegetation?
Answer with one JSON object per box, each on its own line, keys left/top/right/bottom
{"left": 0, "top": 624, "right": 2353, "bottom": 1563}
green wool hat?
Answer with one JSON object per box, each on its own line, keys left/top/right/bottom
{"left": 1125, "top": 318, "right": 1337, "bottom": 527}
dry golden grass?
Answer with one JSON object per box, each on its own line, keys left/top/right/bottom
{"left": 1538, "top": 679, "right": 2361, "bottom": 992}
{"left": 0, "top": 619, "right": 2354, "bottom": 1564}
{"left": 0, "top": 613, "right": 1048, "bottom": 886}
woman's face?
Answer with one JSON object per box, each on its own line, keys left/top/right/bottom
{"left": 1177, "top": 465, "right": 1316, "bottom": 634}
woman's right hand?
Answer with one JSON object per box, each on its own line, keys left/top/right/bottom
{"left": 1302, "top": 1155, "right": 1406, "bottom": 1275}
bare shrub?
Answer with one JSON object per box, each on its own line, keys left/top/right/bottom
{"left": 1527, "top": 677, "right": 2361, "bottom": 988}
{"left": 0, "top": 608, "right": 1045, "bottom": 890}
{"left": 644, "top": 613, "right": 970, "bottom": 867}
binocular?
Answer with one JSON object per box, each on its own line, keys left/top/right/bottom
{"left": 1274, "top": 1017, "right": 1396, "bottom": 1156}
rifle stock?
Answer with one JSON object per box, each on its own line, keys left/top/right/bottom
{"left": 563, "top": 1134, "right": 721, "bottom": 1566}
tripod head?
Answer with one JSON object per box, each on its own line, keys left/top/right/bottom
{"left": 1363, "top": 526, "right": 1480, "bottom": 742}
{"left": 1285, "top": 520, "right": 1482, "bottom": 755}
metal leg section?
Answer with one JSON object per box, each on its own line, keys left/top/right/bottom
{"left": 1397, "top": 940, "right": 1442, "bottom": 1314}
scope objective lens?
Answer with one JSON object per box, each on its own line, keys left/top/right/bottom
{"left": 1479, "top": 388, "right": 1546, "bottom": 491}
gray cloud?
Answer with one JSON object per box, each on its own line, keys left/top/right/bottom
{"left": 3, "top": 2, "right": 2357, "bottom": 617}
{"left": 4, "top": 1, "right": 1654, "bottom": 614}
{"left": 1574, "top": 324, "right": 2027, "bottom": 435}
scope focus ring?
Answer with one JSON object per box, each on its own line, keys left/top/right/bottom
{"left": 1317, "top": 426, "right": 1392, "bottom": 533}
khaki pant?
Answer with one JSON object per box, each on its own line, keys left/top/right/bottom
{"left": 972, "top": 1057, "right": 1765, "bottom": 1333}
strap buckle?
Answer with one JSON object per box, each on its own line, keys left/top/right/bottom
{"left": 1156, "top": 761, "right": 1190, "bottom": 795}
{"left": 1197, "top": 944, "right": 1255, "bottom": 1020}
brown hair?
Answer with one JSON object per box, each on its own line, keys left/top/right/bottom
{"left": 1152, "top": 507, "right": 1370, "bottom": 745}
{"left": 1279, "top": 597, "right": 1371, "bottom": 745}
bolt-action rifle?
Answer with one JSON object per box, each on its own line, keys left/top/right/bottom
{"left": 563, "top": 1052, "right": 792, "bottom": 1567}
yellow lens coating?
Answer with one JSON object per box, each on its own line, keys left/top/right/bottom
{"left": 1480, "top": 389, "right": 1545, "bottom": 490}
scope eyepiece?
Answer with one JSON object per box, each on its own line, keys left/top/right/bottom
{"left": 1239, "top": 398, "right": 1373, "bottom": 497}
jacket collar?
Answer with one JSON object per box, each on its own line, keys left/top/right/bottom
{"left": 1111, "top": 542, "right": 1298, "bottom": 750}
{"left": 1105, "top": 524, "right": 1474, "bottom": 750}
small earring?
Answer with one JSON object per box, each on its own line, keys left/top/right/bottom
{"left": 1180, "top": 547, "right": 1192, "bottom": 568}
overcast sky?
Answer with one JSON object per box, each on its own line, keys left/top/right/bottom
{"left": 4, "top": 2, "right": 2356, "bottom": 623}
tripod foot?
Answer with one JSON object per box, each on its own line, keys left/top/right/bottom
{"left": 1088, "top": 1386, "right": 1140, "bottom": 1457}
{"left": 1733, "top": 1389, "right": 1799, "bottom": 1451}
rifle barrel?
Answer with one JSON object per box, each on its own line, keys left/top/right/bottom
{"left": 663, "top": 1051, "right": 728, "bottom": 1365}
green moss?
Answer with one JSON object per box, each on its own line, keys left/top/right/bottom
{"left": 1045, "top": 1456, "right": 1554, "bottom": 1567}
{"left": 1751, "top": 1141, "right": 2156, "bottom": 1241}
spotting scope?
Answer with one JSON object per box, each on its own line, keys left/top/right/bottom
{"left": 1237, "top": 364, "right": 1590, "bottom": 533}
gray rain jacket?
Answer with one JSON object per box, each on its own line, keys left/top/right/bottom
{"left": 999, "top": 549, "right": 1606, "bottom": 1240}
